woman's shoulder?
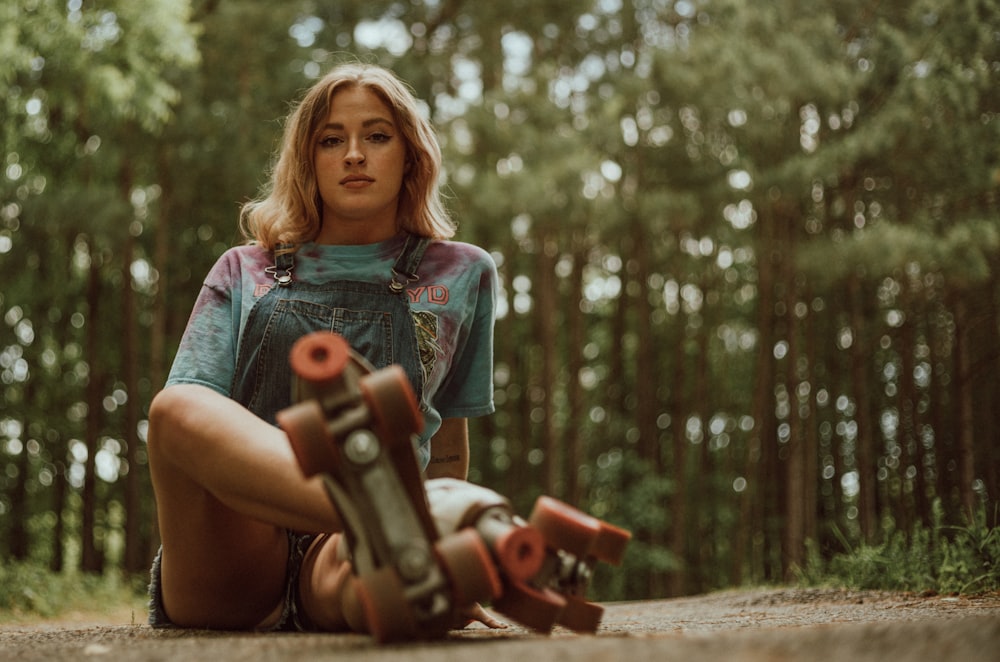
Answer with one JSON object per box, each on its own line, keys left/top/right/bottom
{"left": 205, "top": 244, "right": 272, "bottom": 284}
{"left": 424, "top": 239, "right": 496, "bottom": 274}
{"left": 219, "top": 243, "right": 271, "bottom": 259}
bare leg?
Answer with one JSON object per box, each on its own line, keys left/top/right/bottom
{"left": 147, "top": 384, "right": 342, "bottom": 629}
{"left": 297, "top": 534, "right": 366, "bottom": 632}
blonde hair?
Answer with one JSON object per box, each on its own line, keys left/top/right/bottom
{"left": 240, "top": 63, "right": 454, "bottom": 249}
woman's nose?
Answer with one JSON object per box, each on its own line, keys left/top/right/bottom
{"left": 345, "top": 138, "right": 365, "bottom": 165}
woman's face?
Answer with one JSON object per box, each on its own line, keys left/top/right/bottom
{"left": 313, "top": 85, "right": 409, "bottom": 244}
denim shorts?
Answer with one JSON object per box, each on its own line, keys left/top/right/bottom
{"left": 148, "top": 530, "right": 316, "bottom": 631}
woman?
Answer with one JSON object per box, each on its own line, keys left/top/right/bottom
{"left": 147, "top": 62, "right": 501, "bottom": 632}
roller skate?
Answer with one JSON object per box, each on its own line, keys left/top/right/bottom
{"left": 276, "top": 331, "right": 525, "bottom": 641}
{"left": 276, "top": 331, "right": 631, "bottom": 642}
{"left": 426, "top": 478, "right": 632, "bottom": 634}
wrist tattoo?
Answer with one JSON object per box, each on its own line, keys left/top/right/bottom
{"left": 430, "top": 454, "right": 461, "bottom": 465}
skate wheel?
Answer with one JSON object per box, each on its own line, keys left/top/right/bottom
{"left": 491, "top": 580, "right": 566, "bottom": 633}
{"left": 492, "top": 523, "right": 545, "bottom": 582}
{"left": 289, "top": 331, "right": 351, "bottom": 385}
{"left": 360, "top": 365, "right": 424, "bottom": 444}
{"left": 528, "top": 496, "right": 601, "bottom": 558}
{"left": 436, "top": 528, "right": 503, "bottom": 605}
{"left": 277, "top": 400, "right": 333, "bottom": 477}
{"left": 557, "top": 594, "right": 604, "bottom": 632}
{"left": 590, "top": 521, "right": 632, "bottom": 565}
{"left": 353, "top": 568, "right": 417, "bottom": 643}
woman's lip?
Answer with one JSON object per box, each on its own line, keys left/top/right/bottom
{"left": 340, "top": 175, "right": 374, "bottom": 186}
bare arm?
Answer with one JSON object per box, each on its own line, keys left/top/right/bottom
{"left": 424, "top": 418, "right": 470, "bottom": 480}
{"left": 423, "top": 417, "right": 508, "bottom": 629}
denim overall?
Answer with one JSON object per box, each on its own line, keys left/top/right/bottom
{"left": 149, "top": 233, "right": 431, "bottom": 631}
{"left": 232, "top": 233, "right": 431, "bottom": 423}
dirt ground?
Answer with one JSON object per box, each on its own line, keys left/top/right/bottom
{"left": 2, "top": 588, "right": 998, "bottom": 661}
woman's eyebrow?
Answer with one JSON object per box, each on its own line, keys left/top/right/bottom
{"left": 321, "top": 117, "right": 395, "bottom": 130}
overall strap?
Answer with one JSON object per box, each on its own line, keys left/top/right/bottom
{"left": 265, "top": 246, "right": 295, "bottom": 287}
{"left": 390, "top": 233, "right": 431, "bottom": 293}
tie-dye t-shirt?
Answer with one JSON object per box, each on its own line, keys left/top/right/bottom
{"left": 166, "top": 234, "right": 498, "bottom": 463}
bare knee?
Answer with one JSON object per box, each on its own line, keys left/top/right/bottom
{"left": 147, "top": 384, "right": 214, "bottom": 466}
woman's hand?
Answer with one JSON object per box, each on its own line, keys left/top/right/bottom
{"left": 458, "top": 602, "right": 508, "bottom": 630}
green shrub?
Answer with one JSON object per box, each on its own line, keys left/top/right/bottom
{"left": 0, "top": 561, "right": 146, "bottom": 620}
{"left": 799, "top": 500, "right": 1000, "bottom": 594}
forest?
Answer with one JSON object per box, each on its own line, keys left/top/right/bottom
{"left": 1, "top": 0, "right": 999, "bottom": 604}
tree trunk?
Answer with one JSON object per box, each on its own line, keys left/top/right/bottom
{"left": 508, "top": 238, "right": 533, "bottom": 503}
{"left": 147, "top": 146, "right": 175, "bottom": 562}
{"left": 151, "top": 147, "right": 174, "bottom": 393}
{"left": 626, "top": 207, "right": 668, "bottom": 595}
{"left": 49, "top": 229, "right": 78, "bottom": 572}
{"left": 734, "top": 208, "right": 778, "bottom": 585}
{"left": 785, "top": 282, "right": 805, "bottom": 581}
{"left": 952, "top": 295, "right": 978, "bottom": 521}
{"left": 803, "top": 283, "right": 820, "bottom": 550}
{"left": 985, "top": 279, "right": 1000, "bottom": 520}
{"left": 122, "top": 232, "right": 142, "bottom": 571}
{"left": 565, "top": 240, "right": 587, "bottom": 506}
{"left": 667, "top": 315, "right": 687, "bottom": 597}
{"left": 849, "top": 272, "right": 878, "bottom": 544}
{"left": 693, "top": 270, "right": 713, "bottom": 594}
{"left": 633, "top": 224, "right": 659, "bottom": 469}
{"left": 931, "top": 292, "right": 959, "bottom": 523}
{"left": 535, "top": 228, "right": 561, "bottom": 498}
{"left": 896, "top": 278, "right": 917, "bottom": 536}
{"left": 118, "top": 153, "right": 145, "bottom": 574}
{"left": 8, "top": 391, "right": 32, "bottom": 560}
{"left": 81, "top": 245, "right": 104, "bottom": 574}
{"left": 49, "top": 459, "right": 68, "bottom": 572}
{"left": 608, "top": 236, "right": 630, "bottom": 431}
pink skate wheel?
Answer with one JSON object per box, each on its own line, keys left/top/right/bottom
{"left": 289, "top": 332, "right": 351, "bottom": 385}
{"left": 557, "top": 594, "right": 604, "bottom": 632}
{"left": 277, "top": 400, "right": 334, "bottom": 477}
{"left": 360, "top": 365, "right": 424, "bottom": 445}
{"left": 528, "top": 496, "right": 601, "bottom": 558}
{"left": 492, "top": 580, "right": 566, "bottom": 633}
{"left": 492, "top": 524, "right": 545, "bottom": 582}
{"left": 353, "top": 568, "right": 417, "bottom": 643}
{"left": 436, "top": 528, "right": 503, "bottom": 605}
{"left": 590, "top": 521, "right": 632, "bottom": 565}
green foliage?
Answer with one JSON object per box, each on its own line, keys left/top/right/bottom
{"left": 797, "top": 217, "right": 1000, "bottom": 287}
{"left": 0, "top": 561, "right": 145, "bottom": 620}
{"left": 799, "top": 501, "right": 1000, "bottom": 594}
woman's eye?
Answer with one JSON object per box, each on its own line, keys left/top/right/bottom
{"left": 369, "top": 132, "right": 391, "bottom": 143}
{"left": 319, "top": 136, "right": 342, "bottom": 147}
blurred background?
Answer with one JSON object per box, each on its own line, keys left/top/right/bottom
{"left": 1, "top": 0, "right": 998, "bottom": 613}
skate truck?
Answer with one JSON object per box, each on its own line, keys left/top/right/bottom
{"left": 276, "top": 331, "right": 631, "bottom": 643}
